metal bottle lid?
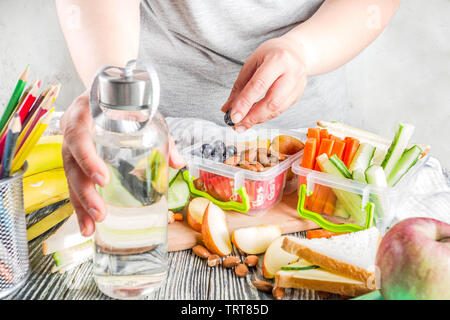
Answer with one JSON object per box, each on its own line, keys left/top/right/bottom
{"left": 98, "top": 67, "right": 152, "bottom": 110}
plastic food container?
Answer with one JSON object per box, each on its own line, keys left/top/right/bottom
{"left": 181, "top": 129, "right": 305, "bottom": 216}
{"left": 291, "top": 154, "right": 430, "bottom": 233}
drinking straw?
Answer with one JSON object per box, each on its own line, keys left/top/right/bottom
{"left": 11, "top": 109, "right": 53, "bottom": 173}
{"left": 0, "top": 65, "right": 30, "bottom": 132}
{"left": 0, "top": 115, "right": 21, "bottom": 178}
{"left": 17, "top": 79, "right": 41, "bottom": 122}
{"left": 15, "top": 84, "right": 60, "bottom": 153}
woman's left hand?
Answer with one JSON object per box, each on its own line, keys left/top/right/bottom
{"left": 221, "top": 37, "right": 308, "bottom": 132}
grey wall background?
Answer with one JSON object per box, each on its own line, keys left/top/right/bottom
{"left": 0, "top": 0, "right": 449, "bottom": 167}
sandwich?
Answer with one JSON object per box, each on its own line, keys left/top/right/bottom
{"left": 275, "top": 227, "right": 381, "bottom": 297}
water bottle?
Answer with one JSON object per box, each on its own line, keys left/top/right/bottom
{"left": 90, "top": 60, "right": 168, "bottom": 299}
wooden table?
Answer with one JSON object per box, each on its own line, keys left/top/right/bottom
{"left": 4, "top": 202, "right": 326, "bottom": 300}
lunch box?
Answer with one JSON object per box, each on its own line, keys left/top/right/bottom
{"left": 291, "top": 153, "right": 430, "bottom": 233}
{"left": 181, "top": 128, "right": 305, "bottom": 216}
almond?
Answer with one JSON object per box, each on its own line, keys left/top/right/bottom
{"left": 253, "top": 162, "right": 265, "bottom": 172}
{"left": 240, "top": 148, "right": 257, "bottom": 164}
{"left": 224, "top": 154, "right": 240, "bottom": 166}
{"left": 269, "top": 149, "right": 286, "bottom": 161}
{"left": 252, "top": 280, "right": 273, "bottom": 293}
{"left": 272, "top": 287, "right": 285, "bottom": 300}
{"left": 244, "top": 255, "right": 259, "bottom": 267}
{"left": 222, "top": 256, "right": 241, "bottom": 268}
{"left": 207, "top": 254, "right": 221, "bottom": 267}
{"left": 192, "top": 245, "right": 211, "bottom": 259}
{"left": 238, "top": 161, "right": 258, "bottom": 172}
{"left": 235, "top": 263, "right": 248, "bottom": 277}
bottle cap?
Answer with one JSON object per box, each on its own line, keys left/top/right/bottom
{"left": 98, "top": 67, "right": 152, "bottom": 110}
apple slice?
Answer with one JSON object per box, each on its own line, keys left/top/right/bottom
{"left": 201, "top": 202, "right": 232, "bottom": 257}
{"left": 231, "top": 225, "right": 282, "bottom": 255}
{"left": 262, "top": 236, "right": 298, "bottom": 279}
{"left": 187, "top": 197, "right": 210, "bottom": 232}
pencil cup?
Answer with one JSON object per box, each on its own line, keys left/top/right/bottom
{"left": 0, "top": 163, "right": 29, "bottom": 298}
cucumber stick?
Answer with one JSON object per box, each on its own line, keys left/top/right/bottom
{"left": 329, "top": 155, "right": 352, "bottom": 179}
{"left": 168, "top": 172, "right": 190, "bottom": 212}
{"left": 365, "top": 165, "right": 387, "bottom": 222}
{"left": 387, "top": 145, "right": 422, "bottom": 187}
{"left": 334, "top": 199, "right": 350, "bottom": 219}
{"left": 349, "top": 143, "right": 376, "bottom": 183}
{"left": 381, "top": 123, "right": 415, "bottom": 178}
{"left": 316, "top": 154, "right": 366, "bottom": 225}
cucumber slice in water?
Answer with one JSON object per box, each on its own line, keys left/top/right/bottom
{"left": 381, "top": 123, "right": 415, "bottom": 178}
{"left": 387, "top": 145, "right": 422, "bottom": 187}
{"left": 168, "top": 173, "right": 190, "bottom": 212}
{"left": 98, "top": 165, "right": 142, "bottom": 207}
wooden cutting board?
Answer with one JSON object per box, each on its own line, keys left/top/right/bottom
{"left": 167, "top": 192, "right": 319, "bottom": 252}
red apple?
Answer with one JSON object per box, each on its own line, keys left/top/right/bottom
{"left": 376, "top": 217, "right": 450, "bottom": 300}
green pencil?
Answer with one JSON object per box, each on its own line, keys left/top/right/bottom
{"left": 0, "top": 65, "right": 30, "bottom": 132}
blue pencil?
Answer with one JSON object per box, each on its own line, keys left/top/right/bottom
{"left": 1, "top": 114, "right": 21, "bottom": 178}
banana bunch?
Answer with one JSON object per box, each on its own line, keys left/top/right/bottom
{"left": 23, "top": 135, "right": 69, "bottom": 214}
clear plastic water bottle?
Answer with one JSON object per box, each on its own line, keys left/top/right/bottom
{"left": 90, "top": 60, "right": 168, "bottom": 299}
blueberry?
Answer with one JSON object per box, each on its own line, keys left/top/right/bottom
{"left": 224, "top": 145, "right": 237, "bottom": 159}
{"left": 202, "top": 145, "right": 215, "bottom": 158}
{"left": 212, "top": 140, "right": 226, "bottom": 156}
{"left": 224, "top": 109, "right": 234, "bottom": 126}
{"left": 211, "top": 153, "right": 224, "bottom": 163}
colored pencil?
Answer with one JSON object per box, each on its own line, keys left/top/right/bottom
{"left": 17, "top": 79, "right": 41, "bottom": 122}
{"left": 0, "top": 65, "right": 29, "bottom": 132}
{"left": 15, "top": 84, "right": 60, "bottom": 153}
{"left": 21, "top": 85, "right": 51, "bottom": 129}
{"left": 11, "top": 110, "right": 54, "bottom": 173}
{"left": 0, "top": 115, "right": 21, "bottom": 178}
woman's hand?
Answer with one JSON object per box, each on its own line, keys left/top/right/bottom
{"left": 221, "top": 37, "right": 308, "bottom": 132}
{"left": 61, "top": 91, "right": 185, "bottom": 236}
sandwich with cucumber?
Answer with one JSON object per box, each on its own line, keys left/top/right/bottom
{"left": 275, "top": 227, "right": 380, "bottom": 297}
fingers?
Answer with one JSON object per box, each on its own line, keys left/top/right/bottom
{"left": 236, "top": 74, "right": 307, "bottom": 130}
{"left": 69, "top": 184, "right": 95, "bottom": 237}
{"left": 62, "top": 94, "right": 109, "bottom": 187}
{"left": 227, "top": 60, "right": 283, "bottom": 125}
{"left": 63, "top": 146, "right": 107, "bottom": 224}
{"left": 168, "top": 135, "right": 185, "bottom": 169}
{"left": 221, "top": 58, "right": 258, "bottom": 114}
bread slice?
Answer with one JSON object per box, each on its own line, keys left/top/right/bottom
{"left": 282, "top": 227, "right": 380, "bottom": 287}
{"left": 42, "top": 214, "right": 92, "bottom": 255}
{"left": 276, "top": 268, "right": 373, "bottom": 297}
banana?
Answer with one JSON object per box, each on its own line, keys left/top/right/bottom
{"left": 23, "top": 167, "right": 69, "bottom": 214}
{"left": 24, "top": 135, "right": 63, "bottom": 178}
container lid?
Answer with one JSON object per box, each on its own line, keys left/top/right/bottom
{"left": 98, "top": 68, "right": 152, "bottom": 110}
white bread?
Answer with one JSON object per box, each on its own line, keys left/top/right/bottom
{"left": 276, "top": 268, "right": 373, "bottom": 297}
{"left": 42, "top": 214, "right": 92, "bottom": 255}
{"left": 282, "top": 227, "right": 380, "bottom": 287}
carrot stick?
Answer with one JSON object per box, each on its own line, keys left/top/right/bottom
{"left": 306, "top": 229, "right": 348, "bottom": 239}
{"left": 301, "top": 138, "right": 317, "bottom": 169}
{"left": 342, "top": 137, "right": 360, "bottom": 167}
{"left": 322, "top": 191, "right": 337, "bottom": 215}
{"left": 307, "top": 128, "right": 321, "bottom": 147}
{"left": 329, "top": 134, "right": 344, "bottom": 143}
{"left": 174, "top": 213, "right": 183, "bottom": 221}
{"left": 310, "top": 186, "right": 330, "bottom": 214}
{"left": 314, "top": 138, "right": 334, "bottom": 171}
{"left": 305, "top": 185, "right": 319, "bottom": 210}
{"left": 330, "top": 140, "right": 346, "bottom": 160}
{"left": 320, "top": 128, "right": 330, "bottom": 142}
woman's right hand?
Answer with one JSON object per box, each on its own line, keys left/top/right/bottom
{"left": 61, "top": 91, "right": 109, "bottom": 237}
{"left": 61, "top": 91, "right": 185, "bottom": 237}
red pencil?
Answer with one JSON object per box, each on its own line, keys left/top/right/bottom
{"left": 17, "top": 79, "right": 41, "bottom": 122}
{"left": 15, "top": 84, "right": 60, "bottom": 154}
{"left": 21, "top": 85, "right": 51, "bottom": 129}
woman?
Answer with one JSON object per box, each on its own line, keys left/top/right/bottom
{"left": 56, "top": 0, "right": 401, "bottom": 236}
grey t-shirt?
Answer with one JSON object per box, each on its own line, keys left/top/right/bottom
{"left": 139, "top": 0, "right": 348, "bottom": 129}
